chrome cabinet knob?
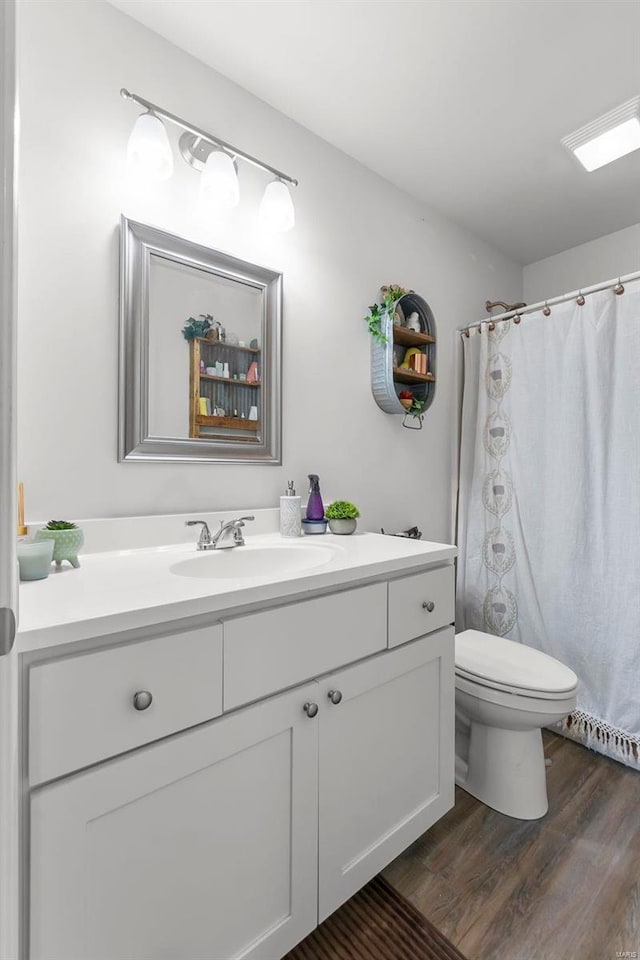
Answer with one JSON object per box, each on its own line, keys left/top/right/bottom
{"left": 303, "top": 701, "right": 319, "bottom": 718}
{"left": 422, "top": 601, "right": 435, "bottom": 612}
{"left": 133, "top": 690, "right": 153, "bottom": 711}
{"left": 327, "top": 689, "right": 343, "bottom": 705}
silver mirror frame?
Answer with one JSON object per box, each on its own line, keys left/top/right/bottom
{"left": 119, "top": 217, "right": 282, "bottom": 463}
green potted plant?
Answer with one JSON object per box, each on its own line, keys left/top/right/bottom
{"left": 325, "top": 501, "right": 360, "bottom": 536}
{"left": 363, "top": 285, "right": 408, "bottom": 343}
{"left": 35, "top": 520, "right": 84, "bottom": 568}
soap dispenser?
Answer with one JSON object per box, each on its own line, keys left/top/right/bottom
{"left": 306, "top": 474, "right": 325, "bottom": 521}
{"left": 280, "top": 480, "right": 301, "bottom": 538}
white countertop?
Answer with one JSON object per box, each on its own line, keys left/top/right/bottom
{"left": 16, "top": 531, "right": 456, "bottom": 653}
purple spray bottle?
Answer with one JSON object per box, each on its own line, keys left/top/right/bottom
{"left": 306, "top": 474, "right": 325, "bottom": 520}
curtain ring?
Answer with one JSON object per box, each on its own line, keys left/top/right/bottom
{"left": 513, "top": 313, "right": 521, "bottom": 324}
{"left": 464, "top": 328, "right": 470, "bottom": 338}
{"left": 614, "top": 279, "right": 625, "bottom": 295}
{"left": 488, "top": 321, "right": 496, "bottom": 331}
{"left": 576, "top": 291, "right": 586, "bottom": 306}
{"left": 543, "top": 301, "right": 551, "bottom": 316}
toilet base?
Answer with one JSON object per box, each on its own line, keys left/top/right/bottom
{"left": 455, "top": 721, "right": 549, "bottom": 820}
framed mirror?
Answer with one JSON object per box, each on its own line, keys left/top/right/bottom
{"left": 119, "top": 217, "right": 282, "bottom": 463}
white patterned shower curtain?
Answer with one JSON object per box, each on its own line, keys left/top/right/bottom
{"left": 457, "top": 280, "right": 640, "bottom": 768}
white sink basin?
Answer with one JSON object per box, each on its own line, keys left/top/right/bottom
{"left": 170, "top": 542, "right": 339, "bottom": 581}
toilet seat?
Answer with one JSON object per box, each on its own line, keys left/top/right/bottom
{"left": 455, "top": 667, "right": 576, "bottom": 700}
{"left": 455, "top": 629, "right": 578, "bottom": 700}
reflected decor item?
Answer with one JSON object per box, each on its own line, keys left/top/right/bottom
{"left": 119, "top": 217, "right": 282, "bottom": 464}
{"left": 121, "top": 88, "right": 298, "bottom": 232}
{"left": 181, "top": 314, "right": 212, "bottom": 341}
{"left": 206, "top": 320, "right": 226, "bottom": 342}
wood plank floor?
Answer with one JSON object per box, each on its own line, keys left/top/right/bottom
{"left": 383, "top": 732, "right": 640, "bottom": 960}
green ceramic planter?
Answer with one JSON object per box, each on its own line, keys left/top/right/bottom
{"left": 35, "top": 527, "right": 84, "bottom": 568}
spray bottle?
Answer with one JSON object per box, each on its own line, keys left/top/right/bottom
{"left": 306, "top": 474, "right": 325, "bottom": 521}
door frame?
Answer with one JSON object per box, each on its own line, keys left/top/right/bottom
{"left": 0, "top": 1, "right": 20, "bottom": 957}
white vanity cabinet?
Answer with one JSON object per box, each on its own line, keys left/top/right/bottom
{"left": 30, "top": 682, "right": 319, "bottom": 960}
{"left": 25, "top": 562, "right": 455, "bottom": 960}
{"left": 317, "top": 628, "right": 454, "bottom": 920}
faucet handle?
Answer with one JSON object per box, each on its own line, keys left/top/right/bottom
{"left": 185, "top": 519, "right": 213, "bottom": 549}
{"left": 231, "top": 515, "right": 254, "bottom": 546}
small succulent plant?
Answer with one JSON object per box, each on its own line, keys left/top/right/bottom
{"left": 44, "top": 520, "right": 78, "bottom": 530}
{"left": 325, "top": 501, "right": 360, "bottom": 520}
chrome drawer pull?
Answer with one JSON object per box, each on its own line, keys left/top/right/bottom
{"left": 422, "top": 601, "right": 435, "bottom": 612}
{"left": 133, "top": 690, "right": 153, "bottom": 711}
{"left": 303, "top": 701, "right": 319, "bottom": 718}
{"left": 327, "top": 689, "right": 343, "bottom": 705}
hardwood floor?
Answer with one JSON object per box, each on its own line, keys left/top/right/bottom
{"left": 383, "top": 732, "right": 640, "bottom": 960}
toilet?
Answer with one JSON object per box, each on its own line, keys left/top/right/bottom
{"left": 454, "top": 629, "right": 578, "bottom": 820}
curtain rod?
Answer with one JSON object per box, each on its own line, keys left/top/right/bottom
{"left": 459, "top": 269, "right": 640, "bottom": 334}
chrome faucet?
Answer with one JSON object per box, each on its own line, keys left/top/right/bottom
{"left": 185, "top": 520, "right": 215, "bottom": 551}
{"left": 186, "top": 516, "right": 255, "bottom": 550}
{"left": 210, "top": 515, "right": 255, "bottom": 549}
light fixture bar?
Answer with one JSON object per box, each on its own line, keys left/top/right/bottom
{"left": 120, "top": 88, "right": 298, "bottom": 187}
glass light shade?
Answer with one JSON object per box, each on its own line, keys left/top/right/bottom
{"left": 126, "top": 111, "right": 173, "bottom": 182}
{"left": 259, "top": 179, "right": 295, "bottom": 232}
{"left": 199, "top": 149, "right": 240, "bottom": 209}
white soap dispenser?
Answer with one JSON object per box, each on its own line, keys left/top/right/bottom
{"left": 280, "top": 480, "right": 301, "bottom": 538}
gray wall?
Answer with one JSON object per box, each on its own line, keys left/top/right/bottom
{"left": 17, "top": 0, "right": 522, "bottom": 542}
{"left": 524, "top": 223, "right": 640, "bottom": 303}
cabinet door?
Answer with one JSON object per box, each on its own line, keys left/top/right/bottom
{"left": 30, "top": 683, "right": 319, "bottom": 960}
{"left": 317, "top": 629, "right": 454, "bottom": 921}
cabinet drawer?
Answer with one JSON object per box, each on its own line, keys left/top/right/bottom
{"left": 224, "top": 583, "right": 387, "bottom": 710}
{"left": 29, "top": 625, "right": 223, "bottom": 785}
{"left": 388, "top": 565, "right": 454, "bottom": 648}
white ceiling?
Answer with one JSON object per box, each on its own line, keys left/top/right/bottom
{"left": 108, "top": 0, "right": 640, "bottom": 264}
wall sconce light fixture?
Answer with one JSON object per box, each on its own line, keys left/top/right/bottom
{"left": 121, "top": 88, "right": 298, "bottom": 231}
{"left": 126, "top": 110, "right": 174, "bottom": 182}
{"left": 199, "top": 149, "right": 240, "bottom": 210}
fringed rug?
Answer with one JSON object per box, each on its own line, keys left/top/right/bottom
{"left": 284, "top": 875, "right": 467, "bottom": 960}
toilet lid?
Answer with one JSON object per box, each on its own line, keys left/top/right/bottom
{"left": 455, "top": 629, "right": 577, "bottom": 695}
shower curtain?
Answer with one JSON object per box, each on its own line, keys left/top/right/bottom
{"left": 457, "top": 280, "right": 640, "bottom": 768}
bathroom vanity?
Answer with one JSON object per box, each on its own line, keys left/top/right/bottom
{"left": 17, "top": 520, "right": 456, "bottom": 960}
